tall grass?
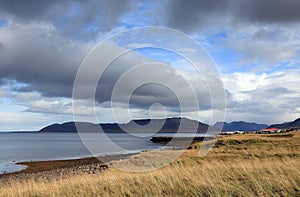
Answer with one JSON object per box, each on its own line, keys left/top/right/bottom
{"left": 1, "top": 132, "right": 300, "bottom": 197}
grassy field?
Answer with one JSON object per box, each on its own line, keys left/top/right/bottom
{"left": 1, "top": 132, "right": 299, "bottom": 197}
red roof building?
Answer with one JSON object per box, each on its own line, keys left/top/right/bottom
{"left": 259, "top": 127, "right": 281, "bottom": 134}
{"left": 261, "top": 128, "right": 279, "bottom": 131}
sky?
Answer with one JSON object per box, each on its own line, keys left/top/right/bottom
{"left": 0, "top": 0, "right": 300, "bottom": 131}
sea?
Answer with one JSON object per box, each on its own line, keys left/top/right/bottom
{"left": 0, "top": 132, "right": 207, "bottom": 174}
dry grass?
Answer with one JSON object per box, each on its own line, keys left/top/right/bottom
{"left": 1, "top": 132, "right": 300, "bottom": 197}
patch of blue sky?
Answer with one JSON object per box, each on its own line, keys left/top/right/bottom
{"left": 1, "top": 98, "right": 11, "bottom": 105}
{"left": 83, "top": 24, "right": 99, "bottom": 34}
{"left": 119, "top": 1, "right": 158, "bottom": 28}
{"left": 262, "top": 60, "right": 299, "bottom": 75}
{"left": 191, "top": 31, "right": 248, "bottom": 74}
{"left": 119, "top": 13, "right": 147, "bottom": 28}
{"left": 208, "top": 32, "right": 227, "bottom": 45}
{"left": 193, "top": 31, "right": 227, "bottom": 48}
{"left": 206, "top": 47, "right": 242, "bottom": 74}
{"left": 0, "top": 19, "right": 8, "bottom": 28}
{"left": 133, "top": 47, "right": 189, "bottom": 68}
{"left": 2, "top": 80, "right": 28, "bottom": 92}
{"left": 117, "top": 21, "right": 135, "bottom": 29}
{"left": 132, "top": 47, "right": 197, "bottom": 73}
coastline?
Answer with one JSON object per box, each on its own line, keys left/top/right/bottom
{"left": 0, "top": 153, "right": 137, "bottom": 185}
{"left": 0, "top": 135, "right": 211, "bottom": 184}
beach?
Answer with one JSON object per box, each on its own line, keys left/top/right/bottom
{"left": 0, "top": 153, "right": 135, "bottom": 185}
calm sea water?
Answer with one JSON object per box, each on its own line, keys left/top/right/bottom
{"left": 0, "top": 132, "right": 207, "bottom": 174}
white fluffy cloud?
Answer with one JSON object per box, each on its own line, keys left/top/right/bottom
{"left": 223, "top": 69, "right": 300, "bottom": 124}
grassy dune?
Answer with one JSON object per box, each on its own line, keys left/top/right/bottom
{"left": 1, "top": 132, "right": 300, "bottom": 196}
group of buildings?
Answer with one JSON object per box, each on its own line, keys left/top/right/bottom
{"left": 221, "top": 127, "right": 282, "bottom": 135}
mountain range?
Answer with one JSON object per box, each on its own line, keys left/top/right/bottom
{"left": 268, "top": 118, "right": 300, "bottom": 129}
{"left": 214, "top": 121, "right": 269, "bottom": 131}
{"left": 39, "top": 117, "right": 300, "bottom": 133}
{"left": 40, "top": 118, "right": 219, "bottom": 133}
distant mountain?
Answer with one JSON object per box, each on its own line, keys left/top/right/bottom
{"left": 214, "top": 121, "right": 268, "bottom": 131}
{"left": 40, "top": 118, "right": 220, "bottom": 133}
{"left": 40, "top": 122, "right": 100, "bottom": 132}
{"left": 268, "top": 118, "right": 300, "bottom": 129}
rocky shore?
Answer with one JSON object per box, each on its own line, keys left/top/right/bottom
{"left": 0, "top": 153, "right": 135, "bottom": 186}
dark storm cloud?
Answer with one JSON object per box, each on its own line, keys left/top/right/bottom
{"left": 0, "top": 23, "right": 86, "bottom": 98}
{"left": 164, "top": 0, "right": 300, "bottom": 32}
{"left": 0, "top": 0, "right": 64, "bottom": 19}
{"left": 0, "top": 0, "right": 135, "bottom": 39}
{"left": 59, "top": 0, "right": 136, "bottom": 39}
{"left": 238, "top": 0, "right": 300, "bottom": 23}
{"left": 163, "top": 0, "right": 229, "bottom": 32}
{"left": 0, "top": 24, "right": 219, "bottom": 112}
{"left": 0, "top": 79, "right": 5, "bottom": 86}
{"left": 72, "top": 42, "right": 218, "bottom": 111}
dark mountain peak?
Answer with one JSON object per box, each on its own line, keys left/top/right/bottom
{"left": 294, "top": 118, "right": 300, "bottom": 122}
{"left": 268, "top": 118, "right": 300, "bottom": 129}
{"left": 214, "top": 121, "right": 268, "bottom": 131}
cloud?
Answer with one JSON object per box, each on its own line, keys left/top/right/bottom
{"left": 154, "top": 1, "right": 300, "bottom": 73}
{"left": 0, "top": 22, "right": 91, "bottom": 98}
{"left": 0, "top": 0, "right": 136, "bottom": 39}
{"left": 235, "top": 0, "right": 300, "bottom": 23}
{"left": 0, "top": 87, "right": 7, "bottom": 97}
{"left": 162, "top": 0, "right": 300, "bottom": 32}
{"left": 222, "top": 69, "right": 300, "bottom": 124}
{"left": 0, "top": 110, "right": 75, "bottom": 131}
{"left": 0, "top": 0, "right": 63, "bottom": 20}
{"left": 72, "top": 41, "right": 223, "bottom": 112}
{"left": 229, "top": 39, "right": 298, "bottom": 65}
{"left": 161, "top": 0, "right": 229, "bottom": 32}
{"left": 0, "top": 22, "right": 224, "bottom": 117}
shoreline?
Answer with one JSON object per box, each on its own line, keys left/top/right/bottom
{"left": 0, "top": 135, "right": 212, "bottom": 182}
{"left": 0, "top": 152, "right": 137, "bottom": 185}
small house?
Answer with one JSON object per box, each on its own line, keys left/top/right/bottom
{"left": 259, "top": 128, "right": 281, "bottom": 134}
